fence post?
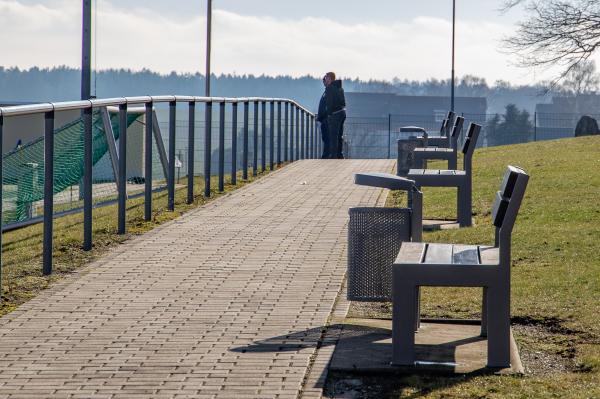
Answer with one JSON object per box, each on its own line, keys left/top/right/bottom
{"left": 204, "top": 101, "right": 212, "bottom": 197}
{"left": 261, "top": 101, "right": 266, "bottom": 172}
{"left": 43, "top": 110, "right": 55, "bottom": 275}
{"left": 231, "top": 101, "right": 238, "bottom": 185}
{"left": 218, "top": 101, "right": 225, "bottom": 192}
{"left": 243, "top": 101, "right": 249, "bottom": 180}
{"left": 388, "top": 114, "right": 394, "bottom": 158}
{"left": 83, "top": 106, "right": 93, "bottom": 250}
{"left": 270, "top": 101, "right": 275, "bottom": 170}
{"left": 187, "top": 101, "right": 195, "bottom": 204}
{"left": 168, "top": 101, "right": 176, "bottom": 211}
{"left": 253, "top": 101, "right": 259, "bottom": 176}
{"left": 144, "top": 102, "right": 153, "bottom": 220}
{"left": 118, "top": 103, "right": 127, "bottom": 234}
{"left": 534, "top": 111, "right": 537, "bottom": 142}
{"left": 277, "top": 101, "right": 282, "bottom": 165}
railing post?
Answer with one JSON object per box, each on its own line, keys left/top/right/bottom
{"left": 253, "top": 101, "right": 259, "bottom": 176}
{"left": 83, "top": 106, "right": 93, "bottom": 250}
{"left": 261, "top": 101, "right": 266, "bottom": 172}
{"left": 277, "top": 101, "right": 282, "bottom": 165}
{"left": 168, "top": 101, "right": 176, "bottom": 211}
{"left": 296, "top": 107, "right": 300, "bottom": 161}
{"left": 204, "top": 101, "right": 213, "bottom": 197}
{"left": 270, "top": 100, "right": 275, "bottom": 170}
{"left": 144, "top": 102, "right": 153, "bottom": 220}
{"left": 118, "top": 103, "right": 127, "bottom": 234}
{"left": 218, "top": 101, "right": 225, "bottom": 192}
{"left": 289, "top": 104, "right": 294, "bottom": 162}
{"left": 0, "top": 114, "right": 4, "bottom": 298}
{"left": 187, "top": 101, "right": 195, "bottom": 204}
{"left": 243, "top": 101, "right": 249, "bottom": 180}
{"left": 300, "top": 110, "right": 305, "bottom": 159}
{"left": 231, "top": 101, "right": 238, "bottom": 185}
{"left": 43, "top": 110, "right": 55, "bottom": 275}
{"left": 284, "top": 102, "right": 289, "bottom": 162}
{"left": 534, "top": 111, "right": 537, "bottom": 142}
{"left": 311, "top": 115, "right": 315, "bottom": 159}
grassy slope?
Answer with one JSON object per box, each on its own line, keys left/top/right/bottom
{"left": 344, "top": 136, "right": 600, "bottom": 398}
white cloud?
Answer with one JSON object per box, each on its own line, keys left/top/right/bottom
{"left": 0, "top": 0, "right": 566, "bottom": 85}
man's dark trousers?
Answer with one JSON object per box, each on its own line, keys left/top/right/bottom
{"left": 328, "top": 110, "right": 346, "bottom": 159}
{"left": 320, "top": 120, "right": 330, "bottom": 159}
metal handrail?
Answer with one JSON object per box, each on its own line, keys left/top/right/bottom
{"left": 0, "top": 94, "right": 319, "bottom": 282}
{"left": 0, "top": 96, "right": 316, "bottom": 117}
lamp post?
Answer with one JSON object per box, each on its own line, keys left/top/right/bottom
{"left": 450, "top": 0, "right": 456, "bottom": 112}
{"left": 205, "top": 0, "right": 212, "bottom": 97}
{"left": 82, "top": 0, "right": 92, "bottom": 101}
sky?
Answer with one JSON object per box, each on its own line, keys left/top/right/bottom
{"left": 0, "top": 0, "right": 585, "bottom": 85}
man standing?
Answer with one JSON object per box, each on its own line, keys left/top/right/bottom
{"left": 317, "top": 76, "right": 330, "bottom": 159}
{"left": 324, "top": 72, "right": 346, "bottom": 159}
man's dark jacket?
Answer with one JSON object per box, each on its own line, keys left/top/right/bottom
{"left": 325, "top": 80, "right": 346, "bottom": 115}
{"left": 317, "top": 92, "right": 327, "bottom": 123}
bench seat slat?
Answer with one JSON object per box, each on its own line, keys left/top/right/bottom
{"left": 424, "top": 244, "right": 453, "bottom": 264}
{"left": 396, "top": 242, "right": 426, "bottom": 264}
{"left": 452, "top": 245, "right": 480, "bottom": 265}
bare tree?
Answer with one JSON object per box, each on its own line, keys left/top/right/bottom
{"left": 562, "top": 60, "right": 600, "bottom": 96}
{"left": 503, "top": 0, "right": 600, "bottom": 84}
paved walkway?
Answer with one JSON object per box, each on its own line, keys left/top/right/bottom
{"left": 0, "top": 159, "right": 393, "bottom": 399}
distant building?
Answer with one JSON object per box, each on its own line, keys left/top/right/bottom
{"left": 343, "top": 92, "right": 487, "bottom": 158}
{"left": 535, "top": 95, "right": 600, "bottom": 140}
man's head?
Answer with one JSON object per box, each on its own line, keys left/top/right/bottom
{"left": 323, "top": 72, "right": 336, "bottom": 87}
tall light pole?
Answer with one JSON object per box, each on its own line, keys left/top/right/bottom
{"left": 450, "top": 0, "right": 456, "bottom": 112}
{"left": 82, "top": 0, "right": 92, "bottom": 100}
{"left": 205, "top": 0, "right": 212, "bottom": 97}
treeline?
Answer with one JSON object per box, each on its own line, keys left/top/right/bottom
{"left": 0, "top": 66, "right": 555, "bottom": 114}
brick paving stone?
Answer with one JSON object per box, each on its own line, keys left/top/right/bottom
{"left": 0, "top": 160, "right": 393, "bottom": 398}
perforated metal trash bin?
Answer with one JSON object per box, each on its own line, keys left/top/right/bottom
{"left": 347, "top": 207, "right": 412, "bottom": 302}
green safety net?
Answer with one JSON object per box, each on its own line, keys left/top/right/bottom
{"left": 2, "top": 110, "right": 141, "bottom": 223}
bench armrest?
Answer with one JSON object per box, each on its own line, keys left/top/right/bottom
{"left": 355, "top": 172, "right": 416, "bottom": 191}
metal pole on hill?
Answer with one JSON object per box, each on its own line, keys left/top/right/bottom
{"left": 82, "top": 0, "right": 92, "bottom": 101}
{"left": 82, "top": 0, "right": 93, "bottom": 253}
{"left": 450, "top": 0, "right": 456, "bottom": 112}
{"left": 205, "top": 0, "right": 212, "bottom": 97}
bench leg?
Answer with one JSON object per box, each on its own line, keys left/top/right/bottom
{"left": 457, "top": 182, "right": 472, "bottom": 227}
{"left": 486, "top": 285, "right": 511, "bottom": 368}
{"left": 392, "top": 279, "right": 417, "bottom": 366}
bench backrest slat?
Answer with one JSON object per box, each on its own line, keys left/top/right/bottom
{"left": 450, "top": 116, "right": 465, "bottom": 150}
{"left": 461, "top": 123, "right": 481, "bottom": 172}
{"left": 445, "top": 111, "right": 456, "bottom": 136}
{"left": 492, "top": 166, "right": 530, "bottom": 250}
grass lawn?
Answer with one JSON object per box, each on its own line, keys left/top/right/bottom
{"left": 0, "top": 168, "right": 276, "bottom": 316}
{"left": 333, "top": 136, "right": 600, "bottom": 398}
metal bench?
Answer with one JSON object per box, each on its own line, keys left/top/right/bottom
{"left": 413, "top": 116, "right": 465, "bottom": 170}
{"left": 391, "top": 166, "right": 530, "bottom": 368}
{"left": 347, "top": 174, "right": 423, "bottom": 302}
{"left": 407, "top": 122, "right": 481, "bottom": 227}
{"left": 400, "top": 111, "right": 456, "bottom": 148}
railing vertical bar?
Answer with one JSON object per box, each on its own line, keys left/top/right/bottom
{"left": 277, "top": 101, "right": 282, "bottom": 165}
{"left": 187, "top": 101, "right": 195, "bottom": 204}
{"left": 261, "top": 101, "right": 266, "bottom": 172}
{"left": 231, "top": 102, "right": 238, "bottom": 185}
{"left": 83, "top": 107, "right": 93, "bottom": 250}
{"left": 118, "top": 103, "right": 127, "bottom": 234}
{"left": 310, "top": 115, "right": 315, "bottom": 159}
{"left": 144, "top": 102, "right": 153, "bottom": 220}
{"left": 270, "top": 100, "right": 275, "bottom": 170}
{"left": 243, "top": 101, "right": 249, "bottom": 180}
{"left": 204, "top": 101, "right": 213, "bottom": 197}
{"left": 218, "top": 101, "right": 225, "bottom": 192}
{"left": 301, "top": 110, "right": 305, "bottom": 159}
{"left": 253, "top": 101, "right": 259, "bottom": 176}
{"left": 284, "top": 102, "right": 289, "bottom": 162}
{"left": 289, "top": 104, "right": 294, "bottom": 162}
{"left": 296, "top": 107, "right": 300, "bottom": 161}
{"left": 168, "top": 101, "right": 176, "bottom": 211}
{"left": 0, "top": 114, "right": 3, "bottom": 298}
{"left": 43, "top": 110, "right": 55, "bottom": 275}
